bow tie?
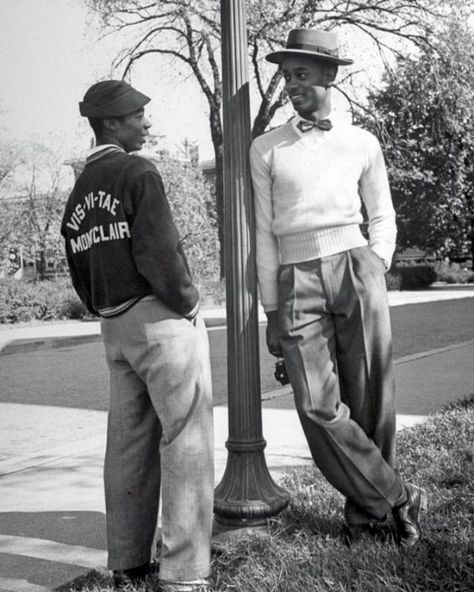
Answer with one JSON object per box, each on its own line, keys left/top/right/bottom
{"left": 297, "top": 118, "right": 333, "bottom": 132}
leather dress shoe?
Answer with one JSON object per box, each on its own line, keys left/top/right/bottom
{"left": 113, "top": 562, "right": 151, "bottom": 588}
{"left": 392, "top": 483, "right": 428, "bottom": 548}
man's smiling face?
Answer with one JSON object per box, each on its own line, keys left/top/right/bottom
{"left": 282, "top": 55, "right": 336, "bottom": 119}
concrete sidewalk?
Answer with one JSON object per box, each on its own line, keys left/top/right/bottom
{"left": 1, "top": 286, "right": 474, "bottom": 591}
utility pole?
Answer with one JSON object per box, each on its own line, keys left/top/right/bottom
{"left": 214, "top": 0, "right": 290, "bottom": 531}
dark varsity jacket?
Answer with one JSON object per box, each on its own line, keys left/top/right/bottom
{"left": 61, "top": 145, "right": 199, "bottom": 318}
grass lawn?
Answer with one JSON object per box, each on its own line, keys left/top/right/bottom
{"left": 59, "top": 396, "right": 474, "bottom": 592}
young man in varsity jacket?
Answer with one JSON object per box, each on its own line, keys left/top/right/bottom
{"left": 250, "top": 29, "right": 427, "bottom": 548}
{"left": 61, "top": 80, "right": 214, "bottom": 592}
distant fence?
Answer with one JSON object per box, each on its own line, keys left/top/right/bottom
{"left": 394, "top": 253, "right": 437, "bottom": 265}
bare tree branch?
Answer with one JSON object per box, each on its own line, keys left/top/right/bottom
{"left": 82, "top": 0, "right": 472, "bottom": 276}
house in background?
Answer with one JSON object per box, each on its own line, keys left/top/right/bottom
{"left": 395, "top": 247, "right": 437, "bottom": 265}
{"left": 0, "top": 163, "right": 75, "bottom": 279}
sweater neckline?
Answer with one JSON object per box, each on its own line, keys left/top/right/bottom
{"left": 86, "top": 145, "right": 125, "bottom": 165}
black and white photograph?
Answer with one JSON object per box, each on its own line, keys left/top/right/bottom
{"left": 1, "top": 1, "right": 473, "bottom": 591}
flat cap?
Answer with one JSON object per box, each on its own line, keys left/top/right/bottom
{"left": 79, "top": 80, "right": 151, "bottom": 118}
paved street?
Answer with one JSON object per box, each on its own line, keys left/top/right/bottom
{"left": 2, "top": 296, "right": 474, "bottom": 410}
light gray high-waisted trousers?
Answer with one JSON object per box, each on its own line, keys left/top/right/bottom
{"left": 278, "top": 246, "right": 404, "bottom": 524}
{"left": 100, "top": 296, "right": 214, "bottom": 580}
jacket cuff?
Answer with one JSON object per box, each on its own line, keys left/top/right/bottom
{"left": 184, "top": 301, "right": 200, "bottom": 320}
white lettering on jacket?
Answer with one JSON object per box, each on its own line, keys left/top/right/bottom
{"left": 70, "top": 222, "right": 131, "bottom": 254}
{"left": 66, "top": 191, "right": 120, "bottom": 231}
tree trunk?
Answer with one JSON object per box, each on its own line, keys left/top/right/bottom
{"left": 252, "top": 112, "right": 270, "bottom": 139}
{"left": 36, "top": 248, "right": 47, "bottom": 280}
{"left": 209, "top": 104, "right": 225, "bottom": 278}
{"left": 471, "top": 218, "right": 474, "bottom": 271}
{"left": 214, "top": 148, "right": 225, "bottom": 278}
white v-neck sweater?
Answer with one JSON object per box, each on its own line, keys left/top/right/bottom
{"left": 250, "top": 116, "right": 396, "bottom": 312}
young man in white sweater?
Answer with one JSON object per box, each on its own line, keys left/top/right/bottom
{"left": 250, "top": 29, "right": 426, "bottom": 547}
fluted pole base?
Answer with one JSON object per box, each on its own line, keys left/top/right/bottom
{"left": 214, "top": 439, "right": 290, "bottom": 527}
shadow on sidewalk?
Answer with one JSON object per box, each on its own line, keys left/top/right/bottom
{"left": 0, "top": 511, "right": 107, "bottom": 590}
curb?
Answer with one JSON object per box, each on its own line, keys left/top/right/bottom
{"left": 0, "top": 333, "right": 103, "bottom": 356}
{"left": 0, "top": 316, "right": 230, "bottom": 356}
{"left": 2, "top": 288, "right": 474, "bottom": 356}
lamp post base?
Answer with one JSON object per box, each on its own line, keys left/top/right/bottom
{"left": 214, "top": 440, "right": 291, "bottom": 528}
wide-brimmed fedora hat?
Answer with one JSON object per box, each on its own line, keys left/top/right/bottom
{"left": 266, "top": 29, "right": 353, "bottom": 66}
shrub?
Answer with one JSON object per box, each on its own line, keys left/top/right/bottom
{"left": 0, "top": 277, "right": 87, "bottom": 324}
{"left": 434, "top": 260, "right": 474, "bottom": 284}
{"left": 197, "top": 278, "right": 226, "bottom": 307}
{"left": 157, "top": 156, "right": 220, "bottom": 284}
{"left": 0, "top": 274, "right": 225, "bottom": 325}
{"left": 395, "top": 263, "right": 437, "bottom": 289}
{"left": 60, "top": 296, "right": 88, "bottom": 320}
{"left": 385, "top": 268, "right": 401, "bottom": 291}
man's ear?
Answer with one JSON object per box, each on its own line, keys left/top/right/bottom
{"left": 103, "top": 117, "right": 120, "bottom": 132}
{"left": 325, "top": 64, "right": 338, "bottom": 87}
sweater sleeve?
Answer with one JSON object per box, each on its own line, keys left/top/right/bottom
{"left": 359, "top": 134, "right": 397, "bottom": 268}
{"left": 129, "top": 170, "right": 200, "bottom": 319}
{"left": 250, "top": 139, "right": 280, "bottom": 312}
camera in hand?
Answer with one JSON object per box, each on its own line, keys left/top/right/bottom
{"left": 274, "top": 359, "right": 290, "bottom": 385}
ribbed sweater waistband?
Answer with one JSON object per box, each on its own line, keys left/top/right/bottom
{"left": 278, "top": 224, "right": 367, "bottom": 264}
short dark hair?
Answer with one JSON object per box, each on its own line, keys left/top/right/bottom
{"left": 88, "top": 117, "right": 104, "bottom": 136}
{"left": 88, "top": 114, "right": 130, "bottom": 136}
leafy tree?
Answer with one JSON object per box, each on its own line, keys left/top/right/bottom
{"left": 0, "top": 141, "right": 24, "bottom": 253}
{"left": 0, "top": 144, "right": 72, "bottom": 279}
{"left": 85, "top": 0, "right": 466, "bottom": 276}
{"left": 356, "top": 14, "right": 474, "bottom": 266}
{"left": 22, "top": 164, "right": 70, "bottom": 279}
{"left": 0, "top": 142, "right": 18, "bottom": 185}
{"left": 156, "top": 154, "right": 220, "bottom": 285}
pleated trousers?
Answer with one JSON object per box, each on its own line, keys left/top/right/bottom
{"left": 100, "top": 296, "right": 214, "bottom": 580}
{"left": 278, "top": 246, "right": 404, "bottom": 524}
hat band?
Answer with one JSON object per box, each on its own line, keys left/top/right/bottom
{"left": 286, "top": 42, "right": 338, "bottom": 57}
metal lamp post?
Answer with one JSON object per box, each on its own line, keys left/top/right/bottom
{"left": 213, "top": 0, "right": 290, "bottom": 529}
